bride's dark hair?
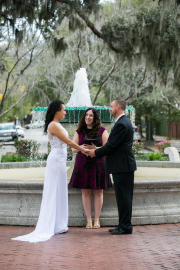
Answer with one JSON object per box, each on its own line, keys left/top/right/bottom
{"left": 77, "top": 108, "right": 101, "bottom": 137}
{"left": 44, "top": 100, "right": 64, "bottom": 134}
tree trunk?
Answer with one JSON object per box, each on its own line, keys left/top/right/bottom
{"left": 136, "top": 113, "right": 144, "bottom": 138}
{"left": 145, "top": 115, "right": 153, "bottom": 142}
{"left": 168, "top": 104, "right": 171, "bottom": 140}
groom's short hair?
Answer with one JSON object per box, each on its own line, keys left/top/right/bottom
{"left": 114, "top": 99, "right": 126, "bottom": 111}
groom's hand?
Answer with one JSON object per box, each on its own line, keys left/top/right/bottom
{"left": 89, "top": 149, "right": 96, "bottom": 158}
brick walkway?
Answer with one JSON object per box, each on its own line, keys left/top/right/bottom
{"left": 1, "top": 224, "right": 180, "bottom": 270}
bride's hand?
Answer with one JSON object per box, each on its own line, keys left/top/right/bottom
{"left": 81, "top": 148, "right": 90, "bottom": 156}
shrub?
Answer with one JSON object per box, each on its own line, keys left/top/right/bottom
{"left": 155, "top": 141, "right": 171, "bottom": 153}
{"left": 135, "top": 153, "right": 149, "bottom": 160}
{"left": 148, "top": 152, "right": 162, "bottom": 161}
{"left": 14, "top": 139, "right": 40, "bottom": 158}
{"left": 132, "top": 141, "right": 144, "bottom": 155}
{"left": 1, "top": 155, "right": 28, "bottom": 162}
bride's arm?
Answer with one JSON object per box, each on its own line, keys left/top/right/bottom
{"left": 48, "top": 123, "right": 89, "bottom": 154}
{"left": 71, "top": 132, "right": 82, "bottom": 153}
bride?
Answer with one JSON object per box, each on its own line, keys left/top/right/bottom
{"left": 12, "top": 100, "right": 90, "bottom": 243}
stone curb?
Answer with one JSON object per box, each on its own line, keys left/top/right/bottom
{"left": 1, "top": 160, "right": 180, "bottom": 169}
{"left": 0, "top": 178, "right": 180, "bottom": 189}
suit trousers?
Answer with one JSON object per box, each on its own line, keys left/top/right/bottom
{"left": 112, "top": 171, "right": 134, "bottom": 232}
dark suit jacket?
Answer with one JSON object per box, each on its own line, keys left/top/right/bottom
{"left": 95, "top": 115, "right": 136, "bottom": 174}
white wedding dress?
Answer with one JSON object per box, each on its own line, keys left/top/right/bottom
{"left": 12, "top": 122, "right": 68, "bottom": 243}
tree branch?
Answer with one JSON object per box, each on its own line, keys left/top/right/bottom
{"left": 137, "top": 68, "right": 146, "bottom": 89}
{"left": 56, "top": 0, "right": 102, "bottom": 38}
{"left": 125, "top": 68, "right": 147, "bottom": 101}
{"left": 0, "top": 41, "right": 10, "bottom": 59}
{"left": 77, "top": 32, "right": 82, "bottom": 68}
{"left": 0, "top": 45, "right": 39, "bottom": 112}
{"left": 92, "top": 63, "right": 117, "bottom": 105}
{"left": 160, "top": 90, "right": 180, "bottom": 112}
{"left": 46, "top": 74, "right": 68, "bottom": 96}
{"left": 0, "top": 83, "right": 37, "bottom": 119}
{"left": 56, "top": 0, "right": 121, "bottom": 53}
{"left": 0, "top": 48, "right": 43, "bottom": 110}
{"left": 86, "top": 46, "right": 105, "bottom": 68}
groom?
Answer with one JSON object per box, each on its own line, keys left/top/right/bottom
{"left": 89, "top": 99, "right": 136, "bottom": 235}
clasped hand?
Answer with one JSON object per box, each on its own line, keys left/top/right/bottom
{"left": 81, "top": 144, "right": 96, "bottom": 158}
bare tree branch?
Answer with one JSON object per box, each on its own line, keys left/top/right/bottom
{"left": 86, "top": 46, "right": 105, "bottom": 68}
{"left": 0, "top": 45, "right": 39, "bottom": 112}
{"left": 77, "top": 32, "right": 82, "bottom": 68}
{"left": 92, "top": 63, "right": 117, "bottom": 105}
{"left": 0, "top": 82, "right": 37, "bottom": 119}
{"left": 1, "top": 48, "right": 43, "bottom": 110}
{"left": 46, "top": 74, "right": 68, "bottom": 96}
{"left": 125, "top": 68, "right": 147, "bottom": 101}
{"left": 0, "top": 41, "right": 10, "bottom": 59}
{"left": 137, "top": 68, "right": 146, "bottom": 89}
{"left": 160, "top": 90, "right": 180, "bottom": 112}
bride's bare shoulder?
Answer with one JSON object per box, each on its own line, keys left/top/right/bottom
{"left": 48, "top": 122, "right": 61, "bottom": 132}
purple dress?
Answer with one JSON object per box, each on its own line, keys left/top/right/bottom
{"left": 69, "top": 127, "right": 112, "bottom": 190}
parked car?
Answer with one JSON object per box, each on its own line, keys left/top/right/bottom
{"left": 0, "top": 123, "right": 18, "bottom": 141}
{"left": 16, "top": 125, "right": 24, "bottom": 138}
{"left": 25, "top": 124, "right": 31, "bottom": 129}
{"left": 133, "top": 126, "right": 141, "bottom": 142}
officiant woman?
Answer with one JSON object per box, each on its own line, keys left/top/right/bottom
{"left": 69, "top": 108, "right": 112, "bottom": 229}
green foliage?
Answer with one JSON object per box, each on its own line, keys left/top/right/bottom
{"left": 133, "top": 152, "right": 170, "bottom": 160}
{"left": 1, "top": 153, "right": 49, "bottom": 162}
{"left": 1, "top": 155, "right": 28, "bottom": 162}
{"left": 135, "top": 153, "right": 149, "bottom": 160}
{"left": 14, "top": 139, "right": 40, "bottom": 158}
{"left": 101, "top": 5, "right": 180, "bottom": 87}
{"left": 148, "top": 152, "right": 162, "bottom": 160}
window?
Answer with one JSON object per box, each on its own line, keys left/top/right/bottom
{"left": 0, "top": 124, "right": 15, "bottom": 130}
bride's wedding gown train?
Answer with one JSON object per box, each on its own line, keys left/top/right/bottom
{"left": 12, "top": 122, "right": 68, "bottom": 243}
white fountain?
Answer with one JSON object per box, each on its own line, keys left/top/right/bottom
{"left": 66, "top": 68, "right": 92, "bottom": 107}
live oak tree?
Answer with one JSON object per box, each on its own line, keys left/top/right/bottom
{"left": 0, "top": 35, "right": 44, "bottom": 119}
{"left": 1, "top": 0, "right": 180, "bottom": 111}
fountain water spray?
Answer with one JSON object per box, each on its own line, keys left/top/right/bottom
{"left": 66, "top": 68, "right": 92, "bottom": 107}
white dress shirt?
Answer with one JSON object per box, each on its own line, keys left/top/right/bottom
{"left": 111, "top": 113, "right": 125, "bottom": 131}
{"left": 115, "top": 113, "right": 125, "bottom": 123}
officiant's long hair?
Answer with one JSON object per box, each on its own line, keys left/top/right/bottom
{"left": 77, "top": 108, "right": 101, "bottom": 137}
{"left": 44, "top": 100, "right": 64, "bottom": 134}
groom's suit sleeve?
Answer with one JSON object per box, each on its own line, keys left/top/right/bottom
{"left": 95, "top": 122, "right": 127, "bottom": 158}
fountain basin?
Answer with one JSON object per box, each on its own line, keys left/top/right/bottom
{"left": 0, "top": 178, "right": 180, "bottom": 226}
{"left": 0, "top": 160, "right": 180, "bottom": 180}
{"left": 0, "top": 161, "right": 180, "bottom": 226}
{"left": 32, "top": 105, "right": 135, "bottom": 124}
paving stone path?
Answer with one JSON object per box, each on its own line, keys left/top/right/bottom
{"left": 0, "top": 224, "right": 180, "bottom": 270}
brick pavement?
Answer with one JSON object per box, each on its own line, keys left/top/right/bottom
{"left": 0, "top": 224, "right": 180, "bottom": 270}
